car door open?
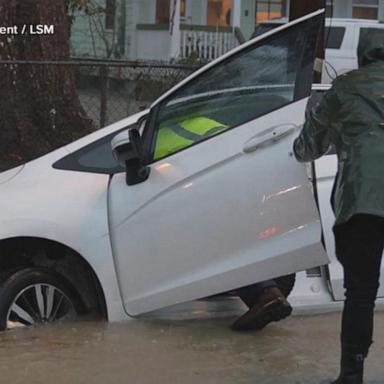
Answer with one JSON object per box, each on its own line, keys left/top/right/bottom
{"left": 108, "top": 10, "right": 329, "bottom": 316}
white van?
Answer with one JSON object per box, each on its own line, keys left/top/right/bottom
{"left": 323, "top": 18, "right": 384, "bottom": 83}
{"left": 252, "top": 18, "right": 384, "bottom": 83}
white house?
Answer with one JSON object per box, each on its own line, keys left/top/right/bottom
{"left": 70, "top": 0, "right": 384, "bottom": 61}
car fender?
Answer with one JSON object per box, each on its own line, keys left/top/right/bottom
{"left": 0, "top": 161, "right": 130, "bottom": 322}
{"left": 0, "top": 217, "right": 127, "bottom": 322}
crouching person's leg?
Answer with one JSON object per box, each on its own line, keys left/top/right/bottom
{"left": 231, "top": 280, "right": 292, "bottom": 331}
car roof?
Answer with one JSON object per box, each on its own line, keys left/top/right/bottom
{"left": 329, "top": 18, "right": 380, "bottom": 24}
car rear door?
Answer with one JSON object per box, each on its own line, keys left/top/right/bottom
{"left": 108, "top": 10, "right": 329, "bottom": 316}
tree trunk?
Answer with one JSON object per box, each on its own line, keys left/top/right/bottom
{"left": 0, "top": 0, "right": 93, "bottom": 171}
{"left": 289, "top": 0, "right": 326, "bottom": 19}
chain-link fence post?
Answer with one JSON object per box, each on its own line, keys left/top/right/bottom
{"left": 99, "top": 65, "right": 108, "bottom": 127}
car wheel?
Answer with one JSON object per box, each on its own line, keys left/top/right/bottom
{"left": 274, "top": 273, "right": 296, "bottom": 298}
{"left": 0, "top": 268, "right": 83, "bottom": 331}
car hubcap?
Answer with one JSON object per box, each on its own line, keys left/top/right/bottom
{"left": 6, "top": 284, "right": 76, "bottom": 329}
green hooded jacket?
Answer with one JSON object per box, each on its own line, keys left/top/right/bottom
{"left": 294, "top": 29, "right": 384, "bottom": 225}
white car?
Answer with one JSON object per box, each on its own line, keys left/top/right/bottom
{"left": 0, "top": 10, "right": 368, "bottom": 331}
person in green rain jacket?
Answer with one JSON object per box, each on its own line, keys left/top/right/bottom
{"left": 294, "top": 30, "right": 384, "bottom": 384}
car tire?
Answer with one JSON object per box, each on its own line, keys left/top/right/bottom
{"left": 274, "top": 273, "right": 296, "bottom": 298}
{"left": 0, "top": 268, "right": 83, "bottom": 331}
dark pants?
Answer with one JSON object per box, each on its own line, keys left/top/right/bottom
{"left": 333, "top": 214, "right": 384, "bottom": 355}
{"left": 237, "top": 280, "right": 277, "bottom": 308}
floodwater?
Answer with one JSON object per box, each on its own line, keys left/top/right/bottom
{"left": 1, "top": 298, "right": 384, "bottom": 384}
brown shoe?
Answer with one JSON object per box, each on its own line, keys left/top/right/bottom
{"left": 231, "top": 287, "right": 292, "bottom": 331}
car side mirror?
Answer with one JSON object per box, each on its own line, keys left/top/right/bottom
{"left": 111, "top": 128, "right": 150, "bottom": 186}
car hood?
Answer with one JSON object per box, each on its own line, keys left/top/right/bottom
{"left": 0, "top": 110, "right": 149, "bottom": 242}
{"left": 0, "top": 148, "right": 111, "bottom": 242}
{"left": 0, "top": 165, "right": 25, "bottom": 185}
{"left": 0, "top": 147, "right": 70, "bottom": 191}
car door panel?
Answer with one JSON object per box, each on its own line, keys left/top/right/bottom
{"left": 109, "top": 99, "right": 328, "bottom": 315}
{"left": 108, "top": 11, "right": 328, "bottom": 316}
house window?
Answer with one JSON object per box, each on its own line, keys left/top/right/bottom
{"left": 207, "top": 0, "right": 233, "bottom": 27}
{"left": 352, "top": 0, "right": 379, "bottom": 19}
{"left": 105, "top": 0, "right": 116, "bottom": 29}
{"left": 156, "top": 0, "right": 186, "bottom": 24}
{"left": 255, "top": 0, "right": 287, "bottom": 22}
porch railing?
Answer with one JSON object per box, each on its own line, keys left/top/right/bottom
{"left": 180, "top": 25, "right": 244, "bottom": 61}
{"left": 136, "top": 24, "right": 245, "bottom": 62}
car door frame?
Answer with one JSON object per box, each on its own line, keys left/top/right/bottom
{"left": 140, "top": 9, "right": 326, "bottom": 165}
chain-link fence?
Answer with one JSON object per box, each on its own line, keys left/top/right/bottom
{"left": 0, "top": 59, "right": 198, "bottom": 129}
{"left": 73, "top": 59, "right": 199, "bottom": 128}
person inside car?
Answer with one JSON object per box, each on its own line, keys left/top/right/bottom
{"left": 155, "top": 114, "right": 294, "bottom": 332}
{"left": 231, "top": 280, "right": 292, "bottom": 331}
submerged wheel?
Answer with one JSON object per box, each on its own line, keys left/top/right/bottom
{"left": 0, "top": 268, "right": 83, "bottom": 331}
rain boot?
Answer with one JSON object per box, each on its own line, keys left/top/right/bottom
{"left": 324, "top": 344, "right": 365, "bottom": 384}
{"left": 231, "top": 287, "right": 292, "bottom": 331}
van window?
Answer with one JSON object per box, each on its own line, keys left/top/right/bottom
{"left": 359, "top": 27, "right": 384, "bottom": 48}
{"left": 325, "top": 27, "right": 346, "bottom": 49}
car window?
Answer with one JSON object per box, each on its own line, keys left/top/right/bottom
{"left": 325, "top": 26, "right": 346, "bottom": 49}
{"left": 359, "top": 27, "right": 384, "bottom": 53}
{"left": 149, "top": 16, "right": 322, "bottom": 162}
{"left": 53, "top": 125, "right": 135, "bottom": 174}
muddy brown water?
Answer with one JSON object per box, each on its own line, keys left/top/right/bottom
{"left": 1, "top": 300, "right": 384, "bottom": 384}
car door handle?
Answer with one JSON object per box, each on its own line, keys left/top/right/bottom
{"left": 243, "top": 124, "right": 298, "bottom": 153}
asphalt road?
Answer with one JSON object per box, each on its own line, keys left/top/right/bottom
{"left": 1, "top": 298, "right": 383, "bottom": 384}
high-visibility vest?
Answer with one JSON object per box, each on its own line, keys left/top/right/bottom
{"left": 154, "top": 116, "right": 228, "bottom": 160}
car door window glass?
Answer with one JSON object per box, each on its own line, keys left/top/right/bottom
{"left": 150, "top": 16, "right": 321, "bottom": 161}
{"left": 53, "top": 126, "right": 134, "bottom": 174}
